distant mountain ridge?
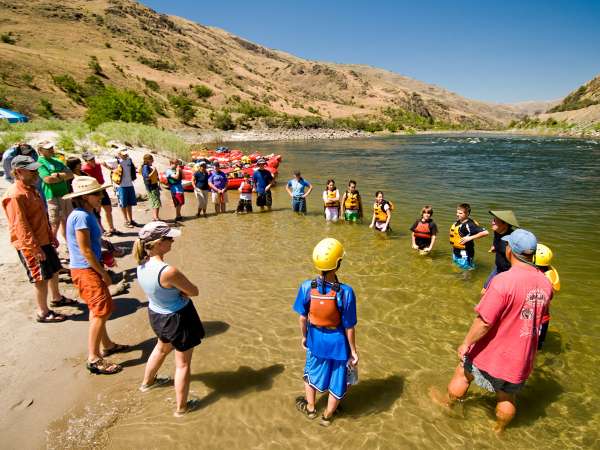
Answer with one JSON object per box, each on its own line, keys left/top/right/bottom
{"left": 1, "top": 0, "right": 527, "bottom": 129}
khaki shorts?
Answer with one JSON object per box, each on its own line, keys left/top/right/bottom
{"left": 194, "top": 189, "right": 209, "bottom": 209}
{"left": 47, "top": 197, "right": 73, "bottom": 227}
{"left": 211, "top": 191, "right": 228, "bottom": 204}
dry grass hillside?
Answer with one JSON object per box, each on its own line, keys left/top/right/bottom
{"left": 0, "top": 0, "right": 520, "bottom": 130}
{"left": 536, "top": 75, "right": 600, "bottom": 126}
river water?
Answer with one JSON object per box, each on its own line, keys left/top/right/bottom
{"left": 50, "top": 135, "right": 600, "bottom": 449}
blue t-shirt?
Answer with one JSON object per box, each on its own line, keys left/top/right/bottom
{"left": 287, "top": 178, "right": 310, "bottom": 197}
{"left": 252, "top": 169, "right": 274, "bottom": 194}
{"left": 293, "top": 278, "right": 357, "bottom": 361}
{"left": 193, "top": 170, "right": 209, "bottom": 190}
{"left": 208, "top": 170, "right": 228, "bottom": 191}
{"left": 165, "top": 168, "right": 184, "bottom": 194}
{"left": 66, "top": 208, "right": 102, "bottom": 269}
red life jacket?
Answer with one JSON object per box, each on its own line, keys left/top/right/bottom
{"left": 241, "top": 180, "right": 253, "bottom": 193}
{"left": 308, "top": 281, "right": 341, "bottom": 328}
{"left": 413, "top": 221, "right": 432, "bottom": 239}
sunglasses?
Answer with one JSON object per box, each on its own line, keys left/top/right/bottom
{"left": 161, "top": 236, "right": 174, "bottom": 242}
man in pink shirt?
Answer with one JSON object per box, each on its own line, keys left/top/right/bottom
{"left": 431, "top": 229, "right": 553, "bottom": 432}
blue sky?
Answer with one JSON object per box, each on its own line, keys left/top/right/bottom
{"left": 140, "top": 0, "right": 600, "bottom": 104}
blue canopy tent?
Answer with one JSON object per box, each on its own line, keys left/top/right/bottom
{"left": 0, "top": 108, "right": 29, "bottom": 124}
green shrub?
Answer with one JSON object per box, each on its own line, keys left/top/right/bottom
{"left": 52, "top": 74, "right": 86, "bottom": 105}
{"left": 0, "top": 87, "right": 13, "bottom": 108}
{"left": 211, "top": 111, "right": 235, "bottom": 130}
{"left": 150, "top": 98, "right": 168, "bottom": 117}
{"left": 85, "top": 87, "right": 155, "bottom": 128}
{"left": 307, "top": 106, "right": 319, "bottom": 115}
{"left": 1, "top": 33, "right": 16, "bottom": 45}
{"left": 143, "top": 78, "right": 160, "bottom": 92}
{"left": 57, "top": 131, "right": 76, "bottom": 152}
{"left": 168, "top": 95, "right": 195, "bottom": 124}
{"left": 194, "top": 84, "right": 213, "bottom": 99}
{"left": 138, "top": 56, "right": 176, "bottom": 72}
{"left": 36, "top": 99, "right": 58, "bottom": 119}
{"left": 83, "top": 75, "right": 105, "bottom": 97}
{"left": 88, "top": 56, "right": 104, "bottom": 77}
{"left": 89, "top": 132, "right": 108, "bottom": 148}
{"left": 234, "top": 100, "right": 274, "bottom": 118}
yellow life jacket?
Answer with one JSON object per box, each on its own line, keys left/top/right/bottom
{"left": 344, "top": 191, "right": 360, "bottom": 210}
{"left": 324, "top": 189, "right": 339, "bottom": 207}
{"left": 449, "top": 221, "right": 465, "bottom": 249}
{"left": 545, "top": 267, "right": 561, "bottom": 291}
{"left": 111, "top": 164, "right": 123, "bottom": 185}
{"left": 374, "top": 200, "right": 392, "bottom": 222}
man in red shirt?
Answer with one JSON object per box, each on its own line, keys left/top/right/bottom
{"left": 81, "top": 151, "right": 118, "bottom": 236}
{"left": 431, "top": 229, "right": 553, "bottom": 432}
{"left": 2, "top": 156, "right": 74, "bottom": 322}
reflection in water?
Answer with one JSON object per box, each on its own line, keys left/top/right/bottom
{"left": 50, "top": 135, "right": 600, "bottom": 448}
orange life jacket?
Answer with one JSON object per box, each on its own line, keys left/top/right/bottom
{"left": 308, "top": 281, "right": 341, "bottom": 328}
{"left": 413, "top": 221, "right": 432, "bottom": 239}
{"left": 241, "top": 180, "right": 253, "bottom": 193}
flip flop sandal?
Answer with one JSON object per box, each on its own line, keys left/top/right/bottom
{"left": 174, "top": 399, "right": 202, "bottom": 417}
{"left": 320, "top": 414, "right": 333, "bottom": 427}
{"left": 36, "top": 310, "right": 66, "bottom": 323}
{"left": 86, "top": 358, "right": 122, "bottom": 375}
{"left": 295, "top": 396, "right": 318, "bottom": 419}
{"left": 139, "top": 376, "right": 172, "bottom": 393}
{"left": 50, "top": 296, "right": 78, "bottom": 307}
{"left": 125, "top": 222, "right": 134, "bottom": 228}
{"left": 103, "top": 230, "right": 115, "bottom": 237}
{"left": 100, "top": 343, "right": 131, "bottom": 358}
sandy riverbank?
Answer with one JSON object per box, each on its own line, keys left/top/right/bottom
{"left": 0, "top": 144, "right": 180, "bottom": 448}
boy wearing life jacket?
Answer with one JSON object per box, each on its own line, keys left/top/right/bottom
{"left": 236, "top": 173, "right": 253, "bottom": 214}
{"left": 322, "top": 179, "right": 340, "bottom": 222}
{"left": 449, "top": 203, "right": 489, "bottom": 270}
{"left": 293, "top": 238, "right": 359, "bottom": 427}
{"left": 410, "top": 205, "right": 438, "bottom": 254}
{"left": 369, "top": 191, "right": 392, "bottom": 232}
{"left": 340, "top": 180, "right": 363, "bottom": 222}
{"left": 535, "top": 243, "right": 560, "bottom": 349}
{"left": 165, "top": 158, "right": 185, "bottom": 222}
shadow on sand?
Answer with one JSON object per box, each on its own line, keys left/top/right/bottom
{"left": 315, "top": 374, "right": 405, "bottom": 417}
{"left": 190, "top": 364, "right": 285, "bottom": 410}
{"left": 68, "top": 297, "right": 148, "bottom": 322}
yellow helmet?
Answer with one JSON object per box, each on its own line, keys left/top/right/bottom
{"left": 535, "top": 243, "right": 554, "bottom": 267}
{"left": 312, "top": 238, "right": 344, "bottom": 272}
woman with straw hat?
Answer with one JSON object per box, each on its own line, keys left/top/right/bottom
{"left": 64, "top": 176, "right": 130, "bottom": 375}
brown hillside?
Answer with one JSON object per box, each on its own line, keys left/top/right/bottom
{"left": 547, "top": 75, "right": 600, "bottom": 113}
{"left": 0, "top": 0, "right": 519, "bottom": 128}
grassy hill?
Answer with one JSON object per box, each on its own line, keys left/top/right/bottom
{"left": 547, "top": 75, "right": 600, "bottom": 113}
{"left": 0, "top": 0, "right": 520, "bottom": 131}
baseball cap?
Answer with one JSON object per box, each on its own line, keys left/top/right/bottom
{"left": 81, "top": 151, "right": 95, "bottom": 161}
{"left": 138, "top": 221, "right": 182, "bottom": 242}
{"left": 38, "top": 141, "right": 55, "bottom": 150}
{"left": 257, "top": 158, "right": 267, "bottom": 165}
{"left": 198, "top": 160, "right": 207, "bottom": 166}
{"left": 11, "top": 155, "right": 41, "bottom": 171}
{"left": 502, "top": 228, "right": 537, "bottom": 256}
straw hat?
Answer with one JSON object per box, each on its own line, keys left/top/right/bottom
{"left": 489, "top": 210, "right": 519, "bottom": 228}
{"left": 63, "top": 176, "right": 111, "bottom": 199}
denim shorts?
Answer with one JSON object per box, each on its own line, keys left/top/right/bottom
{"left": 292, "top": 196, "right": 306, "bottom": 213}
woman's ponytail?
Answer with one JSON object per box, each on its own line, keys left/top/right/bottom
{"left": 133, "top": 239, "right": 148, "bottom": 264}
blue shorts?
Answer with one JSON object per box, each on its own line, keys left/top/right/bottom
{"left": 303, "top": 350, "right": 348, "bottom": 399}
{"left": 292, "top": 196, "right": 306, "bottom": 213}
{"left": 483, "top": 267, "right": 498, "bottom": 288}
{"left": 117, "top": 186, "right": 137, "bottom": 208}
{"left": 452, "top": 252, "right": 475, "bottom": 270}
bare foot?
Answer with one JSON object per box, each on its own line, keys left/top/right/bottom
{"left": 428, "top": 386, "right": 451, "bottom": 408}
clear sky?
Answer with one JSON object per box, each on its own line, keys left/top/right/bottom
{"left": 140, "top": 0, "right": 600, "bottom": 104}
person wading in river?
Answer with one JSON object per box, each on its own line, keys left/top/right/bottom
{"left": 293, "top": 238, "right": 359, "bottom": 427}
{"left": 135, "top": 221, "right": 205, "bottom": 417}
{"left": 430, "top": 229, "right": 553, "bottom": 433}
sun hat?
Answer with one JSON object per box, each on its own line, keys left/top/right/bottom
{"left": 81, "top": 151, "right": 95, "bottom": 161}
{"left": 38, "top": 141, "right": 55, "bottom": 150}
{"left": 138, "top": 221, "right": 181, "bottom": 242}
{"left": 489, "top": 210, "right": 519, "bottom": 228}
{"left": 198, "top": 160, "right": 207, "bottom": 166}
{"left": 18, "top": 143, "right": 34, "bottom": 154}
{"left": 63, "top": 176, "right": 111, "bottom": 199}
{"left": 502, "top": 228, "right": 537, "bottom": 256}
{"left": 11, "top": 155, "right": 41, "bottom": 171}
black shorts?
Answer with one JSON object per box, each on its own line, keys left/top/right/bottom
{"left": 17, "top": 244, "right": 62, "bottom": 283}
{"left": 148, "top": 301, "right": 205, "bottom": 351}
{"left": 256, "top": 191, "right": 272, "bottom": 207}
{"left": 101, "top": 189, "right": 111, "bottom": 206}
{"left": 237, "top": 199, "right": 253, "bottom": 213}
{"left": 463, "top": 358, "right": 524, "bottom": 394}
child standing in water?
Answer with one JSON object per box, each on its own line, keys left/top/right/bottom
{"left": 322, "top": 179, "right": 340, "bottom": 222}
{"left": 369, "top": 191, "right": 392, "bottom": 232}
{"left": 535, "top": 243, "right": 560, "bottom": 350}
{"left": 236, "top": 173, "right": 253, "bottom": 214}
{"left": 340, "top": 180, "right": 362, "bottom": 222}
{"left": 293, "top": 238, "right": 359, "bottom": 427}
{"left": 410, "top": 205, "right": 438, "bottom": 254}
{"left": 448, "top": 203, "right": 488, "bottom": 269}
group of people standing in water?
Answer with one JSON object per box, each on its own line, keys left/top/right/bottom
{"left": 2, "top": 144, "right": 561, "bottom": 431}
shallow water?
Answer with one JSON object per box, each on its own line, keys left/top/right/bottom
{"left": 51, "top": 135, "right": 600, "bottom": 449}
